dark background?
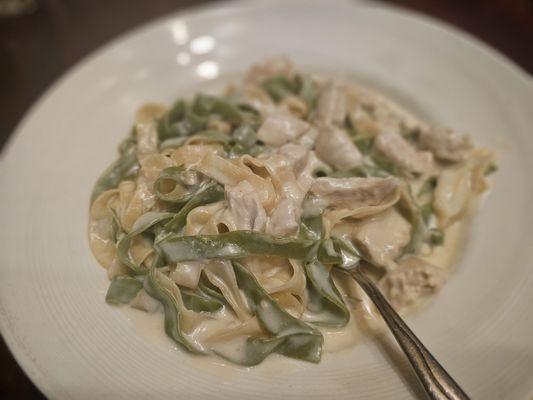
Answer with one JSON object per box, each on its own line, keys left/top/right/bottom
{"left": 0, "top": 0, "right": 531, "bottom": 398}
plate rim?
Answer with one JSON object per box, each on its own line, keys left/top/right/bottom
{"left": 1, "top": 1, "right": 532, "bottom": 398}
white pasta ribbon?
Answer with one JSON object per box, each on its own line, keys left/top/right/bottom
{"left": 185, "top": 202, "right": 226, "bottom": 235}
{"left": 135, "top": 103, "right": 166, "bottom": 157}
{"left": 170, "top": 144, "right": 226, "bottom": 166}
{"left": 433, "top": 148, "right": 494, "bottom": 228}
{"left": 204, "top": 260, "right": 251, "bottom": 321}
{"left": 194, "top": 152, "right": 277, "bottom": 211}
{"left": 88, "top": 189, "right": 120, "bottom": 269}
{"left": 119, "top": 176, "right": 156, "bottom": 232}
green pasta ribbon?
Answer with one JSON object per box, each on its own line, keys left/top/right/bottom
{"left": 157, "top": 94, "right": 260, "bottom": 141}
{"left": 214, "top": 262, "right": 323, "bottom": 366}
{"left": 180, "top": 289, "right": 224, "bottom": 313}
{"left": 116, "top": 212, "right": 175, "bottom": 274}
{"left": 116, "top": 181, "right": 224, "bottom": 274}
{"left": 163, "top": 181, "right": 225, "bottom": 233}
{"left": 160, "top": 130, "right": 230, "bottom": 150}
{"left": 260, "top": 74, "right": 319, "bottom": 113}
{"left": 91, "top": 144, "right": 139, "bottom": 203}
{"left": 154, "top": 167, "right": 219, "bottom": 205}
{"left": 398, "top": 181, "right": 444, "bottom": 254}
{"left": 304, "top": 260, "right": 350, "bottom": 327}
{"left": 299, "top": 211, "right": 353, "bottom": 327}
{"left": 144, "top": 267, "right": 205, "bottom": 353}
{"left": 157, "top": 231, "right": 317, "bottom": 262}
{"left": 157, "top": 231, "right": 360, "bottom": 267}
{"left": 105, "top": 276, "right": 143, "bottom": 304}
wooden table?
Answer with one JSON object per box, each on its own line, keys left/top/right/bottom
{"left": 0, "top": 0, "right": 531, "bottom": 398}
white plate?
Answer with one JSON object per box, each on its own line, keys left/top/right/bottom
{"left": 1, "top": 0, "right": 532, "bottom": 399}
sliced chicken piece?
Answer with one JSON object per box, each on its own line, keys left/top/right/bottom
{"left": 295, "top": 125, "right": 319, "bottom": 149}
{"left": 130, "top": 289, "right": 161, "bottom": 313}
{"left": 419, "top": 126, "right": 473, "bottom": 162}
{"left": 225, "top": 181, "right": 267, "bottom": 231}
{"left": 245, "top": 56, "right": 293, "bottom": 84}
{"left": 241, "top": 84, "right": 276, "bottom": 116}
{"left": 258, "top": 152, "right": 305, "bottom": 203}
{"left": 277, "top": 143, "right": 310, "bottom": 174}
{"left": 433, "top": 148, "right": 494, "bottom": 227}
{"left": 266, "top": 198, "right": 301, "bottom": 236}
{"left": 380, "top": 256, "right": 446, "bottom": 310}
{"left": 257, "top": 113, "right": 311, "bottom": 147}
{"left": 313, "top": 177, "right": 401, "bottom": 233}
{"left": 194, "top": 152, "right": 276, "bottom": 211}
{"left": 433, "top": 163, "right": 472, "bottom": 228}
{"left": 225, "top": 81, "right": 278, "bottom": 117}
{"left": 375, "top": 131, "right": 436, "bottom": 174}
{"left": 315, "top": 124, "right": 363, "bottom": 170}
{"left": 350, "top": 85, "right": 425, "bottom": 134}
{"left": 297, "top": 151, "right": 331, "bottom": 194}
{"left": 348, "top": 107, "right": 380, "bottom": 137}
{"left": 352, "top": 208, "right": 411, "bottom": 269}
{"left": 311, "top": 176, "right": 399, "bottom": 209}
{"left": 316, "top": 82, "right": 347, "bottom": 126}
{"left": 170, "top": 261, "right": 204, "bottom": 289}
{"left": 276, "top": 143, "right": 330, "bottom": 194}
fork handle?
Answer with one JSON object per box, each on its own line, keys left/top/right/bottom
{"left": 351, "top": 269, "right": 470, "bottom": 400}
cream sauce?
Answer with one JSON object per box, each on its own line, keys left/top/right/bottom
{"left": 320, "top": 315, "right": 362, "bottom": 352}
{"left": 96, "top": 64, "right": 490, "bottom": 369}
{"left": 120, "top": 306, "right": 301, "bottom": 379}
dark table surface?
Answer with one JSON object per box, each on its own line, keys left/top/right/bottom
{"left": 1, "top": 0, "right": 531, "bottom": 398}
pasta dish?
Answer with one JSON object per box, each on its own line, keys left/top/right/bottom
{"left": 89, "top": 58, "right": 495, "bottom": 366}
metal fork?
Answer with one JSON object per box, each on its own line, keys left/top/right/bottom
{"left": 350, "top": 267, "right": 470, "bottom": 400}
